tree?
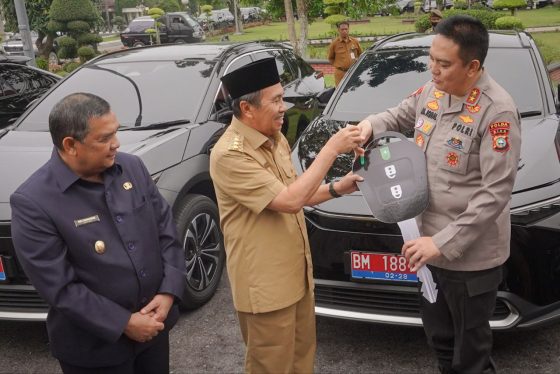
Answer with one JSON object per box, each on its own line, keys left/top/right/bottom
{"left": 0, "top": 0, "right": 56, "bottom": 58}
{"left": 48, "top": 0, "right": 102, "bottom": 60}
{"left": 492, "top": 0, "right": 527, "bottom": 15}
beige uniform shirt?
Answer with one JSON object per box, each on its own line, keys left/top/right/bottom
{"left": 328, "top": 36, "right": 363, "bottom": 71}
{"left": 367, "top": 70, "right": 521, "bottom": 271}
{"left": 209, "top": 117, "right": 314, "bottom": 313}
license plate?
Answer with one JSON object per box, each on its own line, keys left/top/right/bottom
{"left": 350, "top": 251, "right": 417, "bottom": 282}
{"left": 0, "top": 257, "right": 6, "bottom": 281}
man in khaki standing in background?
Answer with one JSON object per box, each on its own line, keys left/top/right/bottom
{"left": 328, "top": 21, "right": 363, "bottom": 86}
{"left": 210, "top": 58, "right": 364, "bottom": 373}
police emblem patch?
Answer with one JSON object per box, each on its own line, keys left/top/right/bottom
{"left": 421, "top": 121, "right": 433, "bottom": 134}
{"left": 446, "top": 136, "right": 463, "bottom": 150}
{"left": 466, "top": 104, "right": 481, "bottom": 113}
{"left": 415, "top": 118, "right": 424, "bottom": 128}
{"left": 433, "top": 90, "right": 444, "bottom": 99}
{"left": 416, "top": 134, "right": 424, "bottom": 147}
{"left": 427, "top": 100, "right": 439, "bottom": 111}
{"left": 446, "top": 152, "right": 459, "bottom": 167}
{"left": 489, "top": 121, "right": 511, "bottom": 152}
{"left": 459, "top": 115, "right": 474, "bottom": 124}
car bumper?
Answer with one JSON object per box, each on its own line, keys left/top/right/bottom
{"left": 0, "top": 284, "right": 48, "bottom": 321}
{"left": 313, "top": 278, "right": 560, "bottom": 330}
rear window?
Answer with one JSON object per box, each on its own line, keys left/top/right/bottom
{"left": 332, "top": 47, "right": 542, "bottom": 122}
{"left": 127, "top": 19, "right": 154, "bottom": 33}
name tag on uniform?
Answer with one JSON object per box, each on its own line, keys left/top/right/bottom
{"left": 74, "top": 215, "right": 100, "bottom": 227}
{"left": 350, "top": 52, "right": 356, "bottom": 60}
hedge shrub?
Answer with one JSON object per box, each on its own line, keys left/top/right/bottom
{"left": 67, "top": 20, "right": 91, "bottom": 33}
{"left": 495, "top": 16, "right": 524, "bottom": 30}
{"left": 77, "top": 46, "right": 95, "bottom": 62}
{"left": 415, "top": 9, "right": 507, "bottom": 32}
{"left": 50, "top": 0, "right": 98, "bottom": 23}
{"left": 35, "top": 57, "right": 49, "bottom": 71}
{"left": 324, "top": 14, "right": 349, "bottom": 26}
{"left": 63, "top": 61, "right": 81, "bottom": 73}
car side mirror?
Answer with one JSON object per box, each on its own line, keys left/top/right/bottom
{"left": 318, "top": 87, "right": 335, "bottom": 105}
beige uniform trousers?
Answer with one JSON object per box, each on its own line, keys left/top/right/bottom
{"left": 237, "top": 289, "right": 316, "bottom": 374}
{"left": 334, "top": 68, "right": 347, "bottom": 87}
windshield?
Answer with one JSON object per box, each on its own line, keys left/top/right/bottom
{"left": 332, "top": 48, "right": 543, "bottom": 121}
{"left": 17, "top": 58, "right": 217, "bottom": 131}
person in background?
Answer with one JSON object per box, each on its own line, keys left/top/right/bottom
{"left": 328, "top": 21, "right": 363, "bottom": 86}
{"left": 426, "top": 9, "right": 444, "bottom": 33}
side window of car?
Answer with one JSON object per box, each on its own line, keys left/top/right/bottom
{"left": 281, "top": 51, "right": 306, "bottom": 79}
{"left": 251, "top": 50, "right": 296, "bottom": 86}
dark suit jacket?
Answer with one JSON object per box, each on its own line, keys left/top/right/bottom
{"left": 10, "top": 150, "right": 186, "bottom": 367}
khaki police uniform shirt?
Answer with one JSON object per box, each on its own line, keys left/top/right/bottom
{"left": 366, "top": 70, "right": 521, "bottom": 271}
{"left": 210, "top": 117, "right": 314, "bottom": 314}
{"left": 328, "top": 36, "right": 363, "bottom": 71}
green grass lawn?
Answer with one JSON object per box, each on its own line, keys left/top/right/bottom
{"left": 205, "top": 8, "right": 560, "bottom": 65}
{"left": 532, "top": 31, "right": 560, "bottom": 64}
{"left": 515, "top": 6, "right": 560, "bottom": 27}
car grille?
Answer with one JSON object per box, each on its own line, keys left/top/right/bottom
{"left": 3, "top": 46, "right": 23, "bottom": 54}
{"left": 0, "top": 285, "right": 48, "bottom": 312}
{"left": 315, "top": 281, "right": 511, "bottom": 321}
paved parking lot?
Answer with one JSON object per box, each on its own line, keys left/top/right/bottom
{"left": 1, "top": 274, "right": 560, "bottom": 373}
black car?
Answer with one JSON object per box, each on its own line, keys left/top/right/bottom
{"left": 120, "top": 13, "right": 205, "bottom": 48}
{"left": 293, "top": 31, "right": 560, "bottom": 330}
{"left": 0, "top": 42, "right": 327, "bottom": 320}
{"left": 0, "top": 62, "right": 59, "bottom": 128}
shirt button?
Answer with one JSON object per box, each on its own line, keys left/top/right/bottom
{"left": 115, "top": 215, "right": 123, "bottom": 223}
{"left": 139, "top": 269, "right": 147, "bottom": 278}
{"left": 127, "top": 242, "right": 135, "bottom": 251}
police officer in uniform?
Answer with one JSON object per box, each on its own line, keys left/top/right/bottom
{"left": 10, "top": 93, "right": 186, "bottom": 374}
{"left": 328, "top": 21, "right": 363, "bottom": 86}
{"left": 210, "top": 58, "right": 364, "bottom": 373}
{"left": 356, "top": 16, "right": 521, "bottom": 373}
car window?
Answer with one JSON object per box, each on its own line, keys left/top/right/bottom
{"left": 128, "top": 19, "right": 154, "bottom": 32}
{"left": 17, "top": 58, "right": 218, "bottom": 131}
{"left": 252, "top": 50, "right": 296, "bottom": 86}
{"left": 332, "top": 47, "right": 543, "bottom": 122}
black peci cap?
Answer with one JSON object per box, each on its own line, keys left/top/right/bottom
{"left": 220, "top": 58, "right": 280, "bottom": 100}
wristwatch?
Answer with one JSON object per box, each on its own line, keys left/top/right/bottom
{"left": 328, "top": 181, "right": 342, "bottom": 198}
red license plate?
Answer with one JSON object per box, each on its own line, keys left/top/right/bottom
{"left": 0, "top": 256, "right": 6, "bottom": 281}
{"left": 350, "top": 251, "right": 417, "bottom": 282}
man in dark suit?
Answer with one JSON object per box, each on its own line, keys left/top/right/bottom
{"left": 10, "top": 92, "right": 186, "bottom": 374}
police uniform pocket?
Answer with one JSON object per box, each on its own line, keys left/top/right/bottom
{"left": 439, "top": 135, "right": 473, "bottom": 175}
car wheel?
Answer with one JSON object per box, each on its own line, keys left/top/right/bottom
{"left": 175, "top": 38, "right": 187, "bottom": 44}
{"left": 48, "top": 51, "right": 59, "bottom": 65}
{"left": 132, "top": 41, "right": 145, "bottom": 48}
{"left": 175, "top": 194, "right": 225, "bottom": 310}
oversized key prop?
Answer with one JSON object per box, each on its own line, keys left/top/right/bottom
{"left": 352, "top": 131, "right": 438, "bottom": 303}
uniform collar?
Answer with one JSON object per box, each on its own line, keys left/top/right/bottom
{"left": 50, "top": 148, "right": 123, "bottom": 192}
{"left": 463, "top": 69, "right": 490, "bottom": 106}
{"left": 230, "top": 116, "right": 279, "bottom": 151}
{"left": 337, "top": 36, "right": 350, "bottom": 43}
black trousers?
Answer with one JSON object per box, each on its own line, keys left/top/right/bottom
{"left": 59, "top": 331, "right": 170, "bottom": 374}
{"left": 420, "top": 265, "right": 502, "bottom": 374}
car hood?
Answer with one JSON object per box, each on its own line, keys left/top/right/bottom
{"left": 292, "top": 115, "right": 560, "bottom": 217}
{"left": 0, "top": 127, "right": 190, "bottom": 220}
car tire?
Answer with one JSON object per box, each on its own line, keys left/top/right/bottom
{"left": 48, "top": 51, "right": 59, "bottom": 65}
{"left": 174, "top": 194, "right": 225, "bottom": 310}
{"left": 175, "top": 38, "right": 187, "bottom": 44}
{"left": 132, "top": 41, "right": 145, "bottom": 48}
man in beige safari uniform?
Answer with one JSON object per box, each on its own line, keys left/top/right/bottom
{"left": 357, "top": 16, "right": 521, "bottom": 373}
{"left": 210, "top": 58, "right": 364, "bottom": 373}
{"left": 328, "top": 21, "right": 363, "bottom": 86}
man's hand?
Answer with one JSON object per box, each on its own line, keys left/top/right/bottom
{"left": 333, "top": 172, "right": 364, "bottom": 195}
{"left": 353, "top": 119, "right": 373, "bottom": 159}
{"left": 402, "top": 237, "right": 441, "bottom": 272}
{"left": 124, "top": 312, "right": 164, "bottom": 343}
{"left": 326, "top": 124, "right": 364, "bottom": 155}
{"left": 140, "top": 294, "right": 175, "bottom": 323}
